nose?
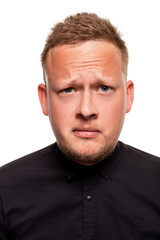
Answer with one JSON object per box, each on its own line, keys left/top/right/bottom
{"left": 76, "top": 90, "right": 98, "bottom": 120}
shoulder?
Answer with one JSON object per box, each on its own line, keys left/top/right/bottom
{"left": 120, "top": 141, "right": 160, "bottom": 163}
{"left": 0, "top": 143, "right": 57, "bottom": 183}
{"left": 118, "top": 141, "right": 160, "bottom": 176}
{"left": 1, "top": 143, "right": 56, "bottom": 169}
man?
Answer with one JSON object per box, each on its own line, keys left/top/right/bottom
{"left": 0, "top": 12, "right": 160, "bottom": 239}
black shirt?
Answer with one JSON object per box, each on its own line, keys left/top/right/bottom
{"left": 0, "top": 141, "right": 160, "bottom": 239}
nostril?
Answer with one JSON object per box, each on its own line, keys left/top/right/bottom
{"left": 76, "top": 113, "right": 97, "bottom": 120}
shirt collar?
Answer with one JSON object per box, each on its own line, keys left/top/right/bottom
{"left": 97, "top": 141, "right": 123, "bottom": 180}
{"left": 53, "top": 141, "right": 123, "bottom": 181}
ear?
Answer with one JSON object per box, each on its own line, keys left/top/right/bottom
{"left": 38, "top": 84, "right": 48, "bottom": 116}
{"left": 126, "top": 80, "right": 134, "bottom": 113}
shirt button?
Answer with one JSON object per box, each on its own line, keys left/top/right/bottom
{"left": 86, "top": 195, "right": 92, "bottom": 201}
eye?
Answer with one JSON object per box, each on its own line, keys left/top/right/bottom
{"left": 63, "top": 87, "right": 73, "bottom": 93}
{"left": 99, "top": 86, "right": 110, "bottom": 92}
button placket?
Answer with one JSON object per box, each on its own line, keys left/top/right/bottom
{"left": 82, "top": 176, "right": 96, "bottom": 240}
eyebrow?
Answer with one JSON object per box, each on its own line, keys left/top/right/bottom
{"left": 57, "top": 77, "right": 112, "bottom": 90}
{"left": 67, "top": 76, "right": 111, "bottom": 85}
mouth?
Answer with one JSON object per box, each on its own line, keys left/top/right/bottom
{"left": 73, "top": 128, "right": 100, "bottom": 139}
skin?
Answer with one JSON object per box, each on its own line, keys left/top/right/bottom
{"left": 38, "top": 40, "right": 134, "bottom": 165}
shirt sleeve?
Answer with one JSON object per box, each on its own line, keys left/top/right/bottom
{"left": 0, "top": 194, "right": 8, "bottom": 239}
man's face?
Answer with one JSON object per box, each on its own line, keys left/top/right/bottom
{"left": 38, "top": 41, "right": 134, "bottom": 165}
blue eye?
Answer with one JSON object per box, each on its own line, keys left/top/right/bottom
{"left": 100, "top": 86, "right": 110, "bottom": 92}
{"left": 64, "top": 88, "right": 73, "bottom": 93}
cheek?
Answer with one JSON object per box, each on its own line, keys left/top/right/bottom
{"left": 111, "top": 98, "right": 126, "bottom": 131}
{"left": 47, "top": 96, "right": 75, "bottom": 134}
{"left": 100, "top": 94, "right": 126, "bottom": 129}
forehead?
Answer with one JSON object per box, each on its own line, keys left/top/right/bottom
{"left": 45, "top": 40, "right": 124, "bottom": 81}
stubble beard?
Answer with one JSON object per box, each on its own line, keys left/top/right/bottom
{"left": 57, "top": 139, "right": 117, "bottom": 166}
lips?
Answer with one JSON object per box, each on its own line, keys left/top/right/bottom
{"left": 73, "top": 127, "right": 100, "bottom": 138}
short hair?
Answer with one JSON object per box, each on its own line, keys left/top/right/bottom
{"left": 41, "top": 12, "right": 128, "bottom": 82}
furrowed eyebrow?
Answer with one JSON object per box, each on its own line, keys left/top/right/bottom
{"left": 51, "top": 76, "right": 112, "bottom": 92}
{"left": 66, "top": 77, "right": 110, "bottom": 85}
{"left": 51, "top": 79, "right": 78, "bottom": 92}
{"left": 90, "top": 78, "right": 111, "bottom": 87}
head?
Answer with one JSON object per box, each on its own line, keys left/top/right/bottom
{"left": 38, "top": 13, "right": 134, "bottom": 165}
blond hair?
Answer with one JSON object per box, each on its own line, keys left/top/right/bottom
{"left": 41, "top": 12, "right": 128, "bottom": 81}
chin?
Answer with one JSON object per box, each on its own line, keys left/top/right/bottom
{"left": 58, "top": 139, "right": 117, "bottom": 166}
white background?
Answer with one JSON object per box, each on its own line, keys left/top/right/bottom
{"left": 0, "top": 0, "right": 160, "bottom": 166}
